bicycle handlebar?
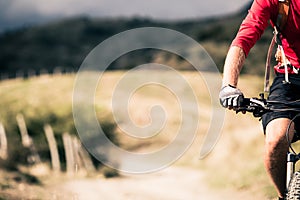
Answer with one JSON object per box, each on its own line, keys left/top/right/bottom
{"left": 236, "top": 93, "right": 300, "bottom": 117}
{"left": 236, "top": 96, "right": 269, "bottom": 117}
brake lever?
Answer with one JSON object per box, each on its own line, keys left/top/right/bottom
{"left": 235, "top": 94, "right": 269, "bottom": 117}
{"left": 235, "top": 97, "right": 250, "bottom": 114}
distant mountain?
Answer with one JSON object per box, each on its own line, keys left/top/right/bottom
{"left": 0, "top": 0, "right": 273, "bottom": 77}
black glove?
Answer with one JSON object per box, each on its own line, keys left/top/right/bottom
{"left": 219, "top": 85, "right": 244, "bottom": 109}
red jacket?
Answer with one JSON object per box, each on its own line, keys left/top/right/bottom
{"left": 232, "top": 0, "right": 300, "bottom": 69}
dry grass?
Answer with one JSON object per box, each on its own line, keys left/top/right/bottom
{"left": 0, "top": 71, "right": 282, "bottom": 199}
{"left": 96, "top": 71, "right": 276, "bottom": 197}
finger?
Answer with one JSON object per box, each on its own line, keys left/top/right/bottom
{"left": 220, "top": 99, "right": 227, "bottom": 108}
{"left": 229, "top": 96, "right": 235, "bottom": 107}
{"left": 224, "top": 99, "right": 229, "bottom": 108}
{"left": 237, "top": 95, "right": 244, "bottom": 107}
{"left": 232, "top": 96, "right": 238, "bottom": 107}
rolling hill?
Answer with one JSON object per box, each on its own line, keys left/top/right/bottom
{"left": 0, "top": 0, "right": 273, "bottom": 76}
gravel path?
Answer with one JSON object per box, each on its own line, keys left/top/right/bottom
{"left": 51, "top": 166, "right": 267, "bottom": 200}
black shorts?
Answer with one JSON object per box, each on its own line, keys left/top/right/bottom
{"left": 261, "top": 74, "right": 300, "bottom": 133}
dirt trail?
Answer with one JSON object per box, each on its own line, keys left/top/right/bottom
{"left": 50, "top": 166, "right": 266, "bottom": 200}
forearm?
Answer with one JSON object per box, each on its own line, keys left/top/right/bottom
{"left": 222, "top": 46, "right": 246, "bottom": 87}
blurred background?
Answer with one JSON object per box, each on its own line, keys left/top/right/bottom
{"left": 0, "top": 0, "right": 271, "bottom": 77}
{"left": 0, "top": 0, "right": 281, "bottom": 199}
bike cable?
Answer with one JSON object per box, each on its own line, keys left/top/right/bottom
{"left": 286, "top": 113, "right": 300, "bottom": 154}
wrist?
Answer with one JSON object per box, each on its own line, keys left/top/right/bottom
{"left": 222, "top": 83, "right": 237, "bottom": 88}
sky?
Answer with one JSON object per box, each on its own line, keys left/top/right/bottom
{"left": 0, "top": 0, "right": 250, "bottom": 32}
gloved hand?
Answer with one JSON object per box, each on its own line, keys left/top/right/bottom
{"left": 219, "top": 85, "right": 244, "bottom": 109}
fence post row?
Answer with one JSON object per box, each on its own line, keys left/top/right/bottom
{"left": 1, "top": 114, "right": 96, "bottom": 174}
{"left": 63, "top": 134, "right": 96, "bottom": 174}
{"left": 0, "top": 67, "right": 75, "bottom": 81}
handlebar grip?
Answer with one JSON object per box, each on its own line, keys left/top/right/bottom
{"left": 239, "top": 97, "right": 250, "bottom": 107}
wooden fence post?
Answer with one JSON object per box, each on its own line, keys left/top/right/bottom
{"left": 16, "top": 114, "right": 41, "bottom": 164}
{"left": 72, "top": 136, "right": 84, "bottom": 172}
{"left": 0, "top": 122, "right": 8, "bottom": 160}
{"left": 73, "top": 137, "right": 96, "bottom": 172}
{"left": 16, "top": 114, "right": 31, "bottom": 147}
{"left": 44, "top": 124, "right": 60, "bottom": 173}
{"left": 62, "top": 133, "right": 75, "bottom": 175}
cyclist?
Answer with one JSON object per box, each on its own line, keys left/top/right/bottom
{"left": 219, "top": 0, "right": 300, "bottom": 199}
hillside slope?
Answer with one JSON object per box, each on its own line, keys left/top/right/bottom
{"left": 0, "top": 0, "right": 274, "bottom": 76}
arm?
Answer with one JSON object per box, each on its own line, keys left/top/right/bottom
{"left": 220, "top": 0, "right": 276, "bottom": 109}
{"left": 222, "top": 46, "right": 246, "bottom": 87}
{"left": 219, "top": 46, "right": 245, "bottom": 109}
{"left": 222, "top": 0, "right": 276, "bottom": 87}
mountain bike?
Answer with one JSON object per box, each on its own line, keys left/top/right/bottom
{"left": 236, "top": 93, "right": 300, "bottom": 199}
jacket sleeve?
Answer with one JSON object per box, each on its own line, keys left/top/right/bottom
{"left": 231, "top": 0, "right": 277, "bottom": 57}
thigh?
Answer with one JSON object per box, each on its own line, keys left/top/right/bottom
{"left": 262, "top": 74, "right": 300, "bottom": 133}
{"left": 265, "top": 118, "right": 294, "bottom": 144}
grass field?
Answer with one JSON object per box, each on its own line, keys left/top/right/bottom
{"left": 0, "top": 71, "right": 285, "bottom": 199}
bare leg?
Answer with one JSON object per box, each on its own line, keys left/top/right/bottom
{"left": 264, "top": 118, "right": 294, "bottom": 198}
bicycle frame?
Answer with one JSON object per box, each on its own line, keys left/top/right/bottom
{"left": 287, "top": 152, "right": 300, "bottom": 189}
